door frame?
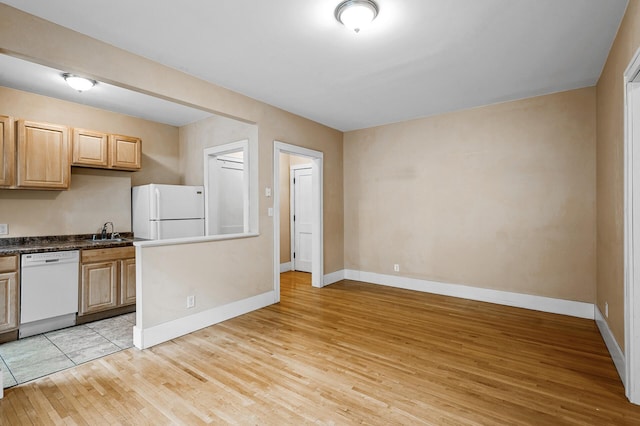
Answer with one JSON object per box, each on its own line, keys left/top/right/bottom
{"left": 290, "top": 164, "right": 313, "bottom": 272}
{"left": 273, "top": 141, "right": 324, "bottom": 301}
{"left": 624, "top": 47, "right": 640, "bottom": 405}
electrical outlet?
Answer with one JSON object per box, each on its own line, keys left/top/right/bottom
{"left": 393, "top": 264, "right": 400, "bottom": 272}
{"left": 187, "top": 295, "right": 195, "bottom": 308}
{"left": 605, "top": 302, "right": 609, "bottom": 318}
{"left": 0, "top": 224, "right": 7, "bottom": 235}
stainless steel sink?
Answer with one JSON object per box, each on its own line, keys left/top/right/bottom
{"left": 86, "top": 238, "right": 130, "bottom": 243}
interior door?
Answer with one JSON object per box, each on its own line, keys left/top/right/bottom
{"left": 292, "top": 167, "right": 313, "bottom": 272}
{"left": 207, "top": 155, "right": 245, "bottom": 235}
{"left": 217, "top": 157, "right": 244, "bottom": 234}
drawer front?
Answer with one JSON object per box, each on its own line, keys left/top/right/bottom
{"left": 81, "top": 246, "right": 135, "bottom": 263}
{"left": 0, "top": 255, "right": 18, "bottom": 273}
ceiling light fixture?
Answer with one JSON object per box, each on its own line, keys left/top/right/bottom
{"left": 335, "top": 0, "right": 379, "bottom": 33}
{"left": 62, "top": 73, "right": 96, "bottom": 92}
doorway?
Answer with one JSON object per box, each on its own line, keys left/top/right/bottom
{"left": 203, "top": 140, "right": 250, "bottom": 236}
{"left": 273, "top": 142, "right": 324, "bottom": 303}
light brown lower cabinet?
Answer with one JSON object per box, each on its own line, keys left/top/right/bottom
{"left": 79, "top": 246, "right": 135, "bottom": 316}
{"left": 120, "top": 257, "right": 136, "bottom": 306}
{"left": 0, "top": 255, "right": 19, "bottom": 333}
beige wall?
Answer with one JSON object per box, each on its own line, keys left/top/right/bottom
{"left": 0, "top": 86, "right": 179, "bottom": 237}
{"left": 596, "top": 0, "right": 640, "bottom": 350}
{"left": 0, "top": 4, "right": 344, "bottom": 330}
{"left": 279, "top": 154, "right": 313, "bottom": 264}
{"left": 344, "top": 87, "right": 596, "bottom": 302}
{"left": 179, "top": 114, "right": 257, "bottom": 186}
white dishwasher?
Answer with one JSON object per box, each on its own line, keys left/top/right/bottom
{"left": 20, "top": 250, "right": 79, "bottom": 338}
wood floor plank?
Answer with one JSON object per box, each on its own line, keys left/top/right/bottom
{"left": 1, "top": 272, "right": 640, "bottom": 424}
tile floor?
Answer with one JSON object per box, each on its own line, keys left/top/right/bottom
{"left": 0, "top": 312, "right": 135, "bottom": 389}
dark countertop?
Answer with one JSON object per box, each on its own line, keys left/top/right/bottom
{"left": 0, "top": 233, "right": 142, "bottom": 256}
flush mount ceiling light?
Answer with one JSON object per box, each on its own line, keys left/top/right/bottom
{"left": 62, "top": 73, "right": 96, "bottom": 92}
{"left": 335, "top": 0, "right": 379, "bottom": 33}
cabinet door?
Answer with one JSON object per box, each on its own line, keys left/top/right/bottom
{"left": 72, "top": 128, "right": 108, "bottom": 168}
{"left": 109, "top": 134, "right": 141, "bottom": 170}
{"left": 80, "top": 261, "right": 118, "bottom": 315}
{"left": 0, "top": 271, "right": 18, "bottom": 333}
{"left": 17, "top": 120, "right": 70, "bottom": 190}
{"left": 0, "top": 115, "right": 15, "bottom": 188}
{"left": 120, "top": 258, "right": 136, "bottom": 306}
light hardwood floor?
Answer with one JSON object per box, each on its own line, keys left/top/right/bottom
{"left": 2, "top": 272, "right": 640, "bottom": 425}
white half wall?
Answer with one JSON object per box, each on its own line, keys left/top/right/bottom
{"left": 134, "top": 234, "right": 274, "bottom": 350}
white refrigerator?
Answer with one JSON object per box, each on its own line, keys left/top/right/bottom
{"left": 132, "top": 184, "right": 205, "bottom": 240}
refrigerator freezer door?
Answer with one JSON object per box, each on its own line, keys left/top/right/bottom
{"left": 150, "top": 184, "right": 204, "bottom": 220}
{"left": 151, "top": 219, "right": 205, "bottom": 240}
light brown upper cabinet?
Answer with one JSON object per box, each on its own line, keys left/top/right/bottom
{"left": 17, "top": 119, "right": 70, "bottom": 190}
{"left": 72, "top": 130, "right": 141, "bottom": 171}
{"left": 0, "top": 115, "right": 15, "bottom": 188}
{"left": 109, "top": 134, "right": 141, "bottom": 170}
{"left": 72, "top": 128, "right": 108, "bottom": 168}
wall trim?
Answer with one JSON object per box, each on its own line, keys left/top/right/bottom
{"left": 624, "top": 47, "right": 640, "bottom": 404}
{"left": 323, "top": 269, "right": 345, "bottom": 286}
{"left": 596, "top": 306, "right": 626, "bottom": 385}
{"left": 280, "top": 262, "right": 292, "bottom": 273}
{"left": 133, "top": 290, "right": 275, "bottom": 350}
{"left": 344, "top": 269, "right": 595, "bottom": 319}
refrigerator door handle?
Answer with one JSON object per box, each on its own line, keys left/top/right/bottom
{"left": 156, "top": 220, "right": 162, "bottom": 240}
{"left": 154, "top": 187, "right": 161, "bottom": 219}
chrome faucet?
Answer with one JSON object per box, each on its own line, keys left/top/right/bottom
{"left": 101, "top": 222, "right": 114, "bottom": 240}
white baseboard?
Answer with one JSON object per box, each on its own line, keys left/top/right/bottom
{"left": 323, "top": 269, "right": 345, "bottom": 286}
{"left": 280, "top": 262, "right": 292, "bottom": 273}
{"left": 344, "top": 269, "right": 595, "bottom": 320}
{"left": 595, "top": 306, "right": 626, "bottom": 385}
{"left": 133, "top": 291, "right": 276, "bottom": 350}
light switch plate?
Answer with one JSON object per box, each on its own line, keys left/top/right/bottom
{"left": 0, "top": 224, "right": 7, "bottom": 235}
{"left": 265, "top": 187, "right": 272, "bottom": 197}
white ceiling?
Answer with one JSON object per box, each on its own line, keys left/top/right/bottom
{"left": 2, "top": 0, "right": 629, "bottom": 131}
